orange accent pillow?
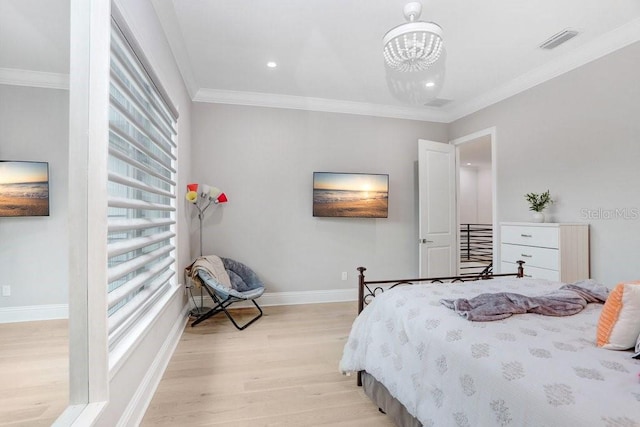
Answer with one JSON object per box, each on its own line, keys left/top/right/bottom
{"left": 597, "top": 281, "right": 640, "bottom": 350}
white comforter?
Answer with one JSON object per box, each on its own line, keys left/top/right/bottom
{"left": 339, "top": 277, "right": 640, "bottom": 427}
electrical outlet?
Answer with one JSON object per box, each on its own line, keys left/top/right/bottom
{"left": 1, "top": 285, "right": 10, "bottom": 297}
{"left": 341, "top": 272, "right": 348, "bottom": 281}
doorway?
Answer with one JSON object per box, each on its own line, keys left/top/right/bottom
{"left": 452, "top": 128, "right": 497, "bottom": 276}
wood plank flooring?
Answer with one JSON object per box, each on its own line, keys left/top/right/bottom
{"left": 0, "top": 319, "right": 68, "bottom": 427}
{"left": 142, "top": 302, "right": 394, "bottom": 426}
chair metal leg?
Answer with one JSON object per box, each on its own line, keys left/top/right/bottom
{"left": 190, "top": 286, "right": 263, "bottom": 330}
{"left": 220, "top": 299, "right": 263, "bottom": 330}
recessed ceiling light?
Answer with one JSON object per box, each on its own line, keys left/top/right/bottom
{"left": 266, "top": 61, "right": 277, "bottom": 68}
{"left": 466, "top": 163, "right": 471, "bottom": 166}
{"left": 425, "top": 81, "right": 435, "bottom": 88}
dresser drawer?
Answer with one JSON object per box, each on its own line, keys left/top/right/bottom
{"left": 501, "top": 262, "right": 560, "bottom": 282}
{"left": 501, "top": 243, "right": 559, "bottom": 270}
{"left": 501, "top": 225, "right": 559, "bottom": 248}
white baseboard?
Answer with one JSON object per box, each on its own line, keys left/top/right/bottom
{"left": 0, "top": 288, "right": 357, "bottom": 324}
{"left": 117, "top": 301, "right": 190, "bottom": 427}
{"left": 54, "top": 403, "right": 107, "bottom": 427}
{"left": 187, "top": 288, "right": 358, "bottom": 309}
{"left": 0, "top": 304, "right": 68, "bottom": 323}
{"left": 262, "top": 288, "right": 357, "bottom": 306}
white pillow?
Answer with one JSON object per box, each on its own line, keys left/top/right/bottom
{"left": 596, "top": 281, "right": 640, "bottom": 350}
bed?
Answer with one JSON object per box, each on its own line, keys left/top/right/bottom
{"left": 339, "top": 264, "right": 640, "bottom": 427}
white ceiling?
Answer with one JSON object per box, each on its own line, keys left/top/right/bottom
{"left": 153, "top": 0, "right": 640, "bottom": 121}
{"left": 2, "top": 0, "right": 640, "bottom": 122}
{"left": 0, "top": 0, "right": 69, "bottom": 74}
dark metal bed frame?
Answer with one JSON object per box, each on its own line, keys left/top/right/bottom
{"left": 355, "top": 260, "right": 525, "bottom": 386}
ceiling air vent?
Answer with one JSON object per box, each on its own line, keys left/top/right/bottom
{"left": 424, "top": 98, "right": 452, "bottom": 107}
{"left": 539, "top": 29, "right": 579, "bottom": 50}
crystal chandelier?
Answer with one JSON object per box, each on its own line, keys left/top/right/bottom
{"left": 383, "top": 2, "right": 444, "bottom": 73}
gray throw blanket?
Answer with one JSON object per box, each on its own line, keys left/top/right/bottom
{"left": 440, "top": 280, "right": 609, "bottom": 321}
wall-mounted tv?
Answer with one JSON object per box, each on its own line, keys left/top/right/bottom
{"left": 0, "top": 160, "right": 50, "bottom": 217}
{"left": 313, "top": 172, "right": 389, "bottom": 218}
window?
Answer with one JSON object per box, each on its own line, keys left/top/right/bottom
{"left": 107, "top": 16, "right": 179, "bottom": 348}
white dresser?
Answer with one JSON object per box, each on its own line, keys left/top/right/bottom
{"left": 500, "top": 222, "right": 590, "bottom": 282}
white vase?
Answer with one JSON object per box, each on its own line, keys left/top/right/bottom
{"left": 532, "top": 212, "right": 545, "bottom": 223}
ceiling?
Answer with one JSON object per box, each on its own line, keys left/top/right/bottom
{"left": 1, "top": 1, "right": 640, "bottom": 122}
{"left": 153, "top": 0, "right": 640, "bottom": 121}
{"left": 0, "top": 0, "right": 69, "bottom": 73}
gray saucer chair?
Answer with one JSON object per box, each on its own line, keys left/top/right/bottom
{"left": 191, "top": 257, "right": 265, "bottom": 329}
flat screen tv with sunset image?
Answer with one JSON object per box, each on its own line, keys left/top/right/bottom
{"left": 0, "top": 161, "right": 50, "bottom": 217}
{"left": 313, "top": 172, "right": 388, "bottom": 218}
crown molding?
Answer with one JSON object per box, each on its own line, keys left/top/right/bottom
{"left": 194, "top": 88, "right": 449, "bottom": 123}
{"left": 446, "top": 17, "right": 640, "bottom": 122}
{"left": 192, "top": 15, "right": 639, "bottom": 125}
{"left": 0, "top": 67, "right": 69, "bottom": 90}
{"left": 5, "top": 15, "right": 634, "bottom": 122}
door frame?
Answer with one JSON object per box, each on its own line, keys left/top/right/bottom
{"left": 449, "top": 127, "right": 499, "bottom": 274}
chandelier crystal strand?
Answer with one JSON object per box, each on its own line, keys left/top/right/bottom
{"left": 383, "top": 2, "right": 446, "bottom": 105}
{"left": 383, "top": 2, "right": 443, "bottom": 73}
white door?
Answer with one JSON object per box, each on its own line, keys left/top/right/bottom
{"left": 418, "top": 139, "right": 457, "bottom": 277}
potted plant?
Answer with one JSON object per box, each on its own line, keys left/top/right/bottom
{"left": 524, "top": 190, "right": 554, "bottom": 223}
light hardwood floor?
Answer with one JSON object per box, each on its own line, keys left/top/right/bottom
{"left": 0, "top": 319, "right": 68, "bottom": 427}
{"left": 142, "top": 302, "right": 394, "bottom": 426}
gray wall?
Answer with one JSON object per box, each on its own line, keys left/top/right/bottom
{"left": 191, "top": 104, "right": 448, "bottom": 292}
{"left": 450, "top": 41, "right": 640, "bottom": 286}
{"left": 0, "top": 85, "right": 69, "bottom": 309}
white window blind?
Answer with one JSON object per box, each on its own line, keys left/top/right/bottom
{"left": 107, "top": 15, "right": 178, "bottom": 347}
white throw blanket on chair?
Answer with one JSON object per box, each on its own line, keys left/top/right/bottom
{"left": 187, "top": 255, "right": 232, "bottom": 290}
